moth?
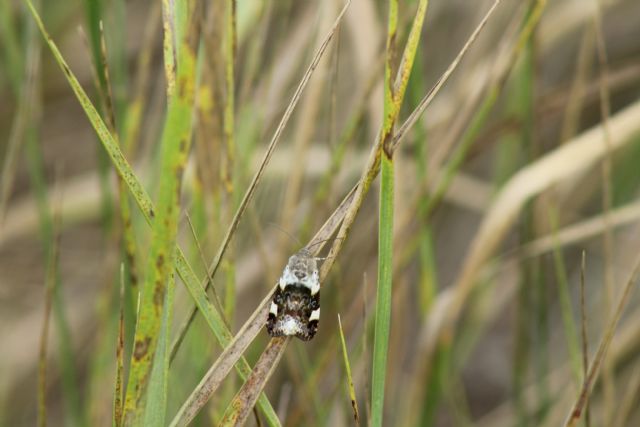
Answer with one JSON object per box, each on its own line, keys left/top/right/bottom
{"left": 266, "top": 248, "right": 320, "bottom": 341}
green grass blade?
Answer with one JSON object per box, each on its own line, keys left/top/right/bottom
{"left": 23, "top": 0, "right": 155, "bottom": 222}
{"left": 370, "top": 0, "right": 431, "bottom": 423}
{"left": 169, "top": 0, "right": 353, "bottom": 370}
{"left": 25, "top": 130, "right": 86, "bottom": 427}
{"left": 24, "top": 2, "right": 280, "bottom": 423}
{"left": 143, "top": 273, "right": 175, "bottom": 427}
{"left": 0, "top": 0, "right": 23, "bottom": 89}
{"left": 548, "top": 210, "right": 582, "bottom": 383}
{"left": 160, "top": 0, "right": 176, "bottom": 96}
{"left": 37, "top": 205, "right": 61, "bottom": 427}
{"left": 371, "top": 153, "right": 394, "bottom": 427}
{"left": 80, "top": 0, "right": 117, "bottom": 236}
{"left": 169, "top": 188, "right": 359, "bottom": 426}
{"left": 222, "top": 0, "right": 237, "bottom": 327}
{"left": 338, "top": 315, "right": 360, "bottom": 425}
{"left": 122, "top": 0, "right": 198, "bottom": 421}
{"left": 114, "top": 267, "right": 125, "bottom": 427}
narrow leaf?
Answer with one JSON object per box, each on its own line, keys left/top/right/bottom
{"left": 218, "top": 338, "right": 289, "bottom": 427}
{"left": 338, "top": 314, "right": 360, "bottom": 425}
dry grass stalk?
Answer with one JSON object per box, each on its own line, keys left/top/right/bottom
{"left": 416, "top": 97, "right": 640, "bottom": 405}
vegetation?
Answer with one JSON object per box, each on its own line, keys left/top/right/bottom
{"left": 2, "top": 0, "right": 640, "bottom": 426}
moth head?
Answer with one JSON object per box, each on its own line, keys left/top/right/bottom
{"left": 288, "top": 248, "right": 317, "bottom": 276}
{"left": 280, "top": 249, "right": 318, "bottom": 294}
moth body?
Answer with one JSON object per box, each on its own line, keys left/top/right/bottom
{"left": 267, "top": 249, "right": 320, "bottom": 341}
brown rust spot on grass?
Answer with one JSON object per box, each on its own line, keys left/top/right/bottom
{"left": 153, "top": 280, "right": 165, "bottom": 308}
{"left": 61, "top": 62, "right": 72, "bottom": 78}
{"left": 175, "top": 164, "right": 184, "bottom": 180}
{"left": 133, "top": 337, "right": 151, "bottom": 360}
{"left": 177, "top": 75, "right": 195, "bottom": 101}
{"left": 155, "top": 254, "right": 165, "bottom": 270}
{"left": 175, "top": 165, "right": 185, "bottom": 198}
{"left": 382, "top": 131, "right": 394, "bottom": 159}
{"left": 351, "top": 399, "right": 360, "bottom": 423}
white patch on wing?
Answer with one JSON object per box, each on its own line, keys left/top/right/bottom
{"left": 309, "top": 308, "right": 320, "bottom": 322}
{"left": 269, "top": 302, "right": 278, "bottom": 316}
{"left": 280, "top": 266, "right": 297, "bottom": 288}
{"left": 279, "top": 316, "right": 303, "bottom": 336}
{"left": 279, "top": 266, "right": 292, "bottom": 290}
{"left": 309, "top": 270, "right": 320, "bottom": 295}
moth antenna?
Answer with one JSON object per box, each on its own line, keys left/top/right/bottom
{"left": 305, "top": 236, "right": 344, "bottom": 252}
{"left": 267, "top": 222, "right": 303, "bottom": 247}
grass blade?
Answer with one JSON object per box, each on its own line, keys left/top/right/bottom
{"left": 37, "top": 195, "right": 62, "bottom": 427}
{"left": 21, "top": 6, "right": 277, "bottom": 423}
{"left": 170, "top": 0, "right": 353, "bottom": 361}
{"left": 549, "top": 210, "right": 581, "bottom": 383}
{"left": 338, "top": 314, "right": 360, "bottom": 425}
{"left": 143, "top": 273, "right": 175, "bottom": 427}
{"left": 371, "top": 152, "right": 394, "bottom": 427}
{"left": 222, "top": 0, "right": 237, "bottom": 327}
{"left": 170, "top": 185, "right": 358, "bottom": 426}
{"left": 563, "top": 253, "right": 640, "bottom": 427}
{"left": 415, "top": 97, "right": 640, "bottom": 408}
{"left": 161, "top": 0, "right": 176, "bottom": 97}
{"left": 320, "top": 0, "right": 429, "bottom": 282}
{"left": 169, "top": 290, "right": 274, "bottom": 427}
{"left": 579, "top": 251, "right": 591, "bottom": 427}
{"left": 19, "top": 7, "right": 85, "bottom": 419}
{"left": 37, "top": 258, "right": 53, "bottom": 427}
{"left": 122, "top": 0, "right": 199, "bottom": 422}
{"left": 218, "top": 338, "right": 289, "bottom": 427}
{"left": 0, "top": 0, "right": 23, "bottom": 89}
{"left": 389, "top": 0, "right": 503, "bottom": 155}
{"left": 113, "top": 266, "right": 126, "bottom": 427}
{"left": 371, "top": 0, "right": 431, "bottom": 423}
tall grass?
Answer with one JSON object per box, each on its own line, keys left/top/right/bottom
{"left": 4, "top": 0, "right": 640, "bottom": 426}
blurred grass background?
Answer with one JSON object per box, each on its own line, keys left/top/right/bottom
{"left": 2, "top": 0, "right": 640, "bottom": 426}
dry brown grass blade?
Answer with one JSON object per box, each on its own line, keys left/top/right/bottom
{"left": 37, "top": 220, "right": 58, "bottom": 427}
{"left": 417, "top": 97, "right": 640, "bottom": 394}
{"left": 477, "top": 303, "right": 640, "bottom": 427}
{"left": 206, "top": 0, "right": 352, "bottom": 281}
{"left": 160, "top": 0, "right": 176, "bottom": 97}
{"left": 519, "top": 199, "right": 640, "bottom": 259}
{"left": 278, "top": 0, "right": 336, "bottom": 255}
{"left": 218, "top": 337, "right": 289, "bottom": 427}
{"left": 320, "top": 0, "right": 499, "bottom": 282}
{"left": 170, "top": 0, "right": 352, "bottom": 359}
{"left": 593, "top": 4, "right": 616, "bottom": 422}
{"left": 0, "top": 18, "right": 41, "bottom": 223}
{"left": 563, "top": 253, "right": 640, "bottom": 427}
{"left": 169, "top": 289, "right": 275, "bottom": 427}
{"left": 123, "top": 1, "right": 161, "bottom": 154}
{"left": 389, "top": 0, "right": 502, "bottom": 155}
{"left": 170, "top": 185, "right": 357, "bottom": 426}
{"left": 113, "top": 265, "right": 125, "bottom": 427}
{"left": 613, "top": 363, "right": 640, "bottom": 427}
{"left": 185, "top": 212, "right": 228, "bottom": 328}
{"left": 37, "top": 172, "right": 63, "bottom": 427}
{"left": 579, "top": 251, "right": 591, "bottom": 427}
